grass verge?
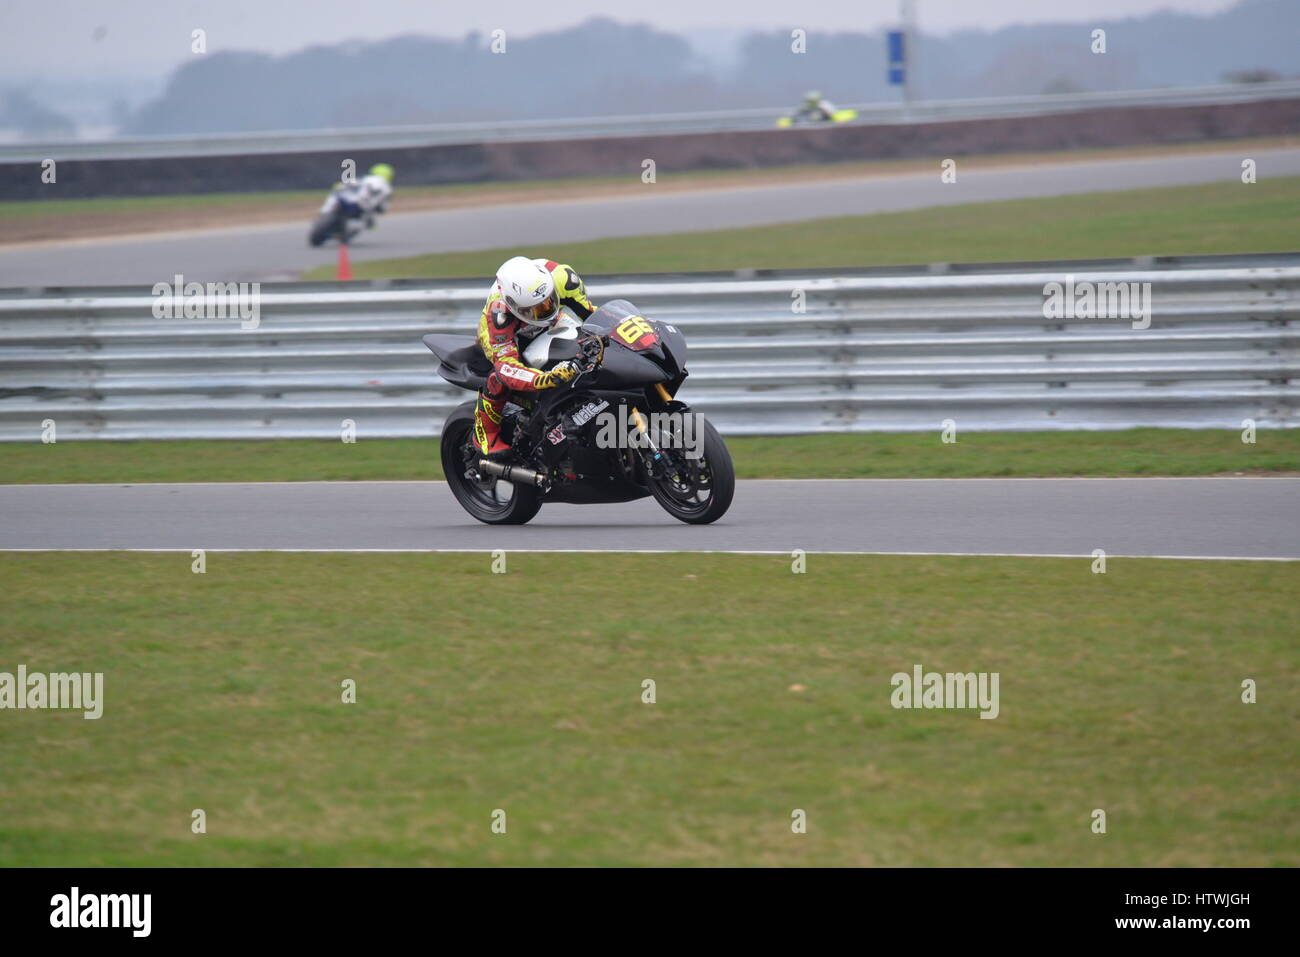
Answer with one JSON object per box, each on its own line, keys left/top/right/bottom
{"left": 1, "top": 551, "right": 1294, "bottom": 866}
{"left": 1, "top": 429, "right": 1295, "bottom": 485}
{"left": 302, "top": 176, "right": 1300, "bottom": 279}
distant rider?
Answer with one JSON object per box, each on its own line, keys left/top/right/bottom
{"left": 333, "top": 163, "right": 394, "bottom": 239}
{"left": 471, "top": 256, "right": 599, "bottom": 458}
{"left": 793, "top": 90, "right": 837, "bottom": 122}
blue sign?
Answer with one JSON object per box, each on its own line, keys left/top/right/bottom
{"left": 887, "top": 30, "right": 905, "bottom": 86}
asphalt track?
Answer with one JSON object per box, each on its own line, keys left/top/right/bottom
{"left": 4, "top": 147, "right": 1297, "bottom": 286}
{"left": 1, "top": 478, "right": 1296, "bottom": 558}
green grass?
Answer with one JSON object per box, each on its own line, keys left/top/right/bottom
{"left": 0, "top": 179, "right": 634, "bottom": 221}
{"left": 0, "top": 189, "right": 326, "bottom": 220}
{"left": 0, "top": 169, "right": 782, "bottom": 221}
{"left": 0, "top": 179, "right": 617, "bottom": 222}
{"left": 0, "top": 551, "right": 1294, "bottom": 866}
{"left": 1, "top": 429, "right": 1294, "bottom": 485}
{"left": 302, "top": 177, "right": 1300, "bottom": 279}
{"left": 0, "top": 162, "right": 926, "bottom": 222}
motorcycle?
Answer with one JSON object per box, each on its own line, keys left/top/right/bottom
{"left": 308, "top": 186, "right": 364, "bottom": 247}
{"left": 423, "top": 299, "right": 735, "bottom": 526}
{"left": 776, "top": 107, "right": 858, "bottom": 128}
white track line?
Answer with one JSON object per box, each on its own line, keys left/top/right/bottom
{"left": 2, "top": 476, "right": 1296, "bottom": 489}
{"left": 1, "top": 547, "right": 1293, "bottom": 561}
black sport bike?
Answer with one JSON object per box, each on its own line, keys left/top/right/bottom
{"left": 423, "top": 299, "right": 734, "bottom": 526}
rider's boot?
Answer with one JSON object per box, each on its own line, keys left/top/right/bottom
{"left": 472, "top": 387, "right": 513, "bottom": 461}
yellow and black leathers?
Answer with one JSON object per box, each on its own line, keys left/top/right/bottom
{"left": 473, "top": 259, "right": 596, "bottom": 456}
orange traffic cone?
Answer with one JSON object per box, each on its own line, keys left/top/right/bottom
{"left": 336, "top": 241, "right": 353, "bottom": 281}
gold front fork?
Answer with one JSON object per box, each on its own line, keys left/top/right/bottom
{"left": 630, "top": 407, "right": 650, "bottom": 435}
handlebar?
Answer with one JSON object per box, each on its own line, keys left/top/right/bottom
{"left": 576, "top": 331, "right": 605, "bottom": 373}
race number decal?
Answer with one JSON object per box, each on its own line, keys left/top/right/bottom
{"left": 614, "top": 316, "right": 658, "bottom": 350}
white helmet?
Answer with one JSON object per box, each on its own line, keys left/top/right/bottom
{"left": 495, "top": 256, "right": 561, "bottom": 327}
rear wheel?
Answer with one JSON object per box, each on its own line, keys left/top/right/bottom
{"left": 439, "top": 403, "right": 542, "bottom": 525}
{"left": 645, "top": 412, "right": 734, "bottom": 525}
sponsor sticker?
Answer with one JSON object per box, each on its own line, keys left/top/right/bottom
{"left": 571, "top": 399, "right": 609, "bottom": 427}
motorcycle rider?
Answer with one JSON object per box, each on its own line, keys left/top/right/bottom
{"left": 793, "top": 90, "right": 837, "bottom": 122}
{"left": 472, "top": 256, "right": 598, "bottom": 458}
{"left": 332, "top": 163, "right": 394, "bottom": 239}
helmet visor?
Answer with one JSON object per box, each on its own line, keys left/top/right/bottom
{"left": 518, "top": 292, "right": 559, "bottom": 325}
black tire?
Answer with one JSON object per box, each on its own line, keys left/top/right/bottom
{"left": 308, "top": 213, "right": 337, "bottom": 247}
{"left": 645, "top": 413, "right": 734, "bottom": 525}
{"left": 438, "top": 402, "right": 542, "bottom": 525}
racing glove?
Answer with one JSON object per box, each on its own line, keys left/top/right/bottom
{"left": 533, "top": 359, "right": 581, "bottom": 390}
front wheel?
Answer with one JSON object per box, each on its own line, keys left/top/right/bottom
{"left": 645, "top": 413, "right": 734, "bottom": 525}
{"left": 308, "top": 213, "right": 337, "bottom": 247}
{"left": 439, "top": 402, "right": 542, "bottom": 525}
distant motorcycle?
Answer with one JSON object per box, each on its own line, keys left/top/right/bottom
{"left": 308, "top": 186, "right": 365, "bottom": 247}
{"left": 423, "top": 299, "right": 735, "bottom": 526}
{"left": 776, "top": 108, "right": 858, "bottom": 128}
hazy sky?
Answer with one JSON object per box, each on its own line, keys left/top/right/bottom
{"left": 1, "top": 0, "right": 1242, "bottom": 81}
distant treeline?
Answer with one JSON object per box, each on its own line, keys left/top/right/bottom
{"left": 116, "top": 0, "right": 1299, "bottom": 136}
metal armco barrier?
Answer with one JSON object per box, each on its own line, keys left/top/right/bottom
{"left": 0, "top": 254, "right": 1295, "bottom": 441}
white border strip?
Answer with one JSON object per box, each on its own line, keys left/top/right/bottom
{"left": 3, "top": 476, "right": 1299, "bottom": 489}
{"left": 0, "top": 547, "right": 1294, "bottom": 561}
